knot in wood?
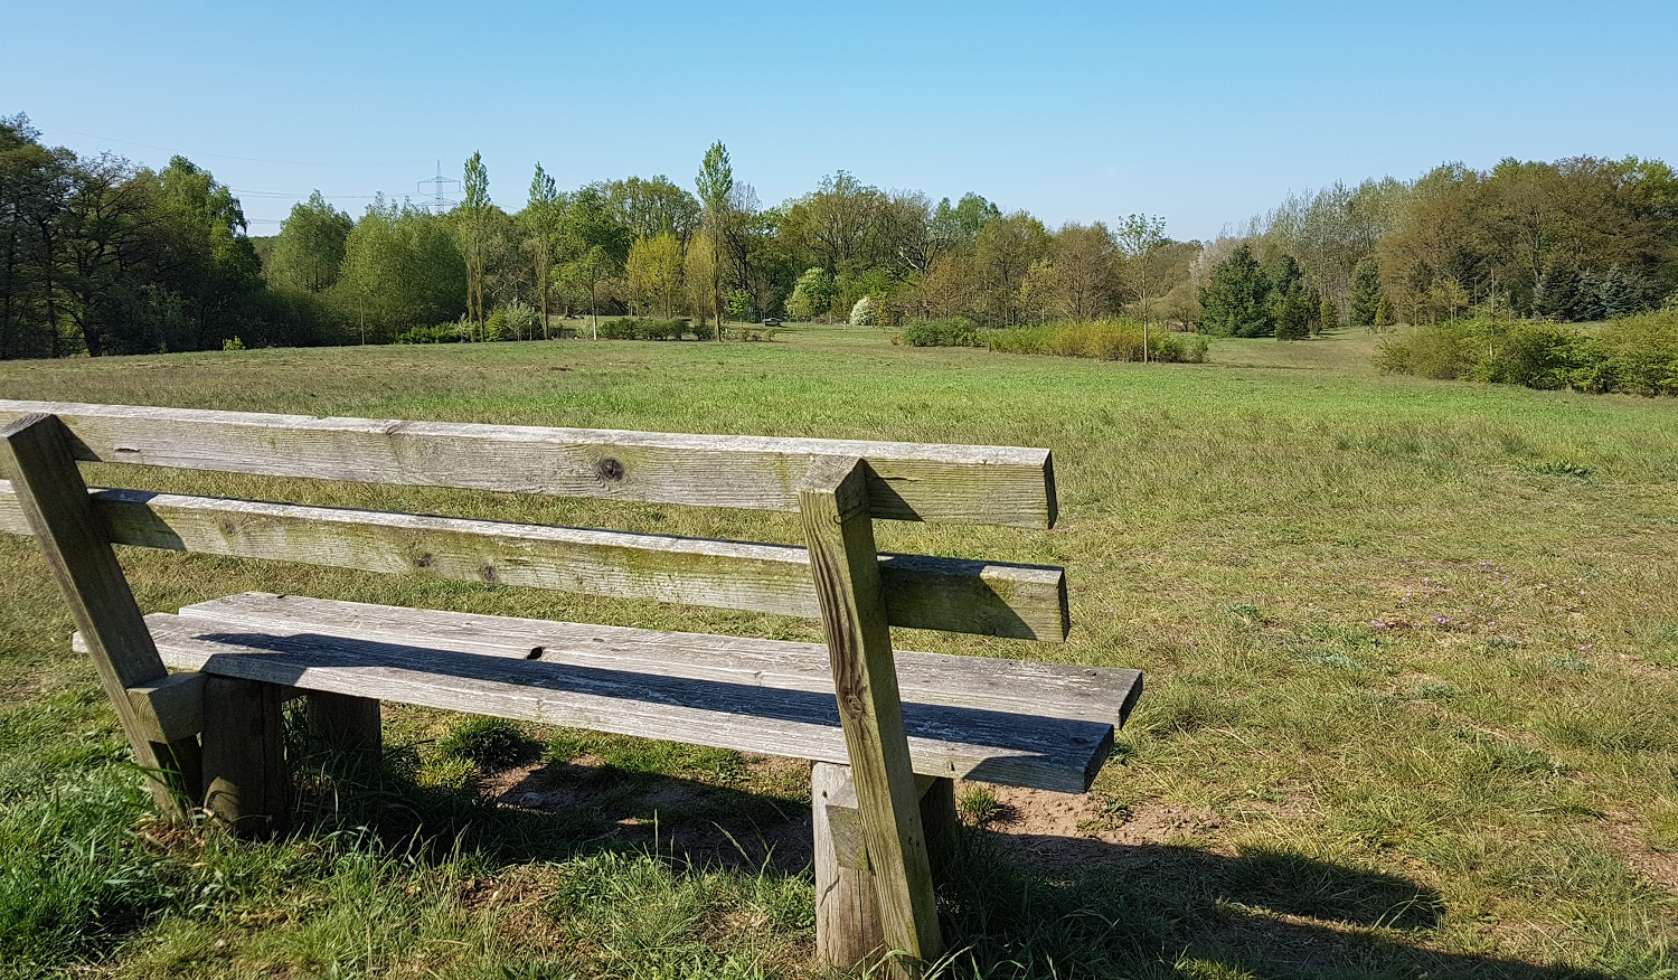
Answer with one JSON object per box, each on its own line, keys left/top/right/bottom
{"left": 593, "top": 457, "right": 625, "bottom": 482}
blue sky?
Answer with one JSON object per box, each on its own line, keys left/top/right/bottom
{"left": 5, "top": 1, "right": 1676, "bottom": 240}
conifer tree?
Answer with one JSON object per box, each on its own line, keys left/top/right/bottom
{"left": 1197, "top": 243, "right": 1273, "bottom": 337}
{"left": 1573, "top": 270, "right": 1605, "bottom": 321}
{"left": 1349, "top": 257, "right": 1384, "bottom": 326}
{"left": 1534, "top": 258, "right": 1580, "bottom": 321}
{"left": 1317, "top": 293, "right": 1339, "bottom": 334}
{"left": 1374, "top": 293, "right": 1396, "bottom": 328}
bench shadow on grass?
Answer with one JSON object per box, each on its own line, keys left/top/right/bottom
{"left": 288, "top": 739, "right": 1612, "bottom": 980}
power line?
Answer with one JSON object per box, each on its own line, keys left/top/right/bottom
{"left": 232, "top": 188, "right": 384, "bottom": 199}
{"left": 48, "top": 127, "right": 330, "bottom": 167}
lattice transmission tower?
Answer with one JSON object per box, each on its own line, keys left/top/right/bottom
{"left": 417, "top": 160, "right": 460, "bottom": 213}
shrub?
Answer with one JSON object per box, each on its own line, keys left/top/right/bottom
{"left": 1374, "top": 322, "right": 1475, "bottom": 379}
{"left": 597, "top": 316, "right": 638, "bottom": 339}
{"left": 1376, "top": 309, "right": 1678, "bottom": 396}
{"left": 597, "top": 317, "right": 693, "bottom": 340}
{"left": 898, "top": 317, "right": 980, "bottom": 348}
{"left": 849, "top": 295, "right": 876, "bottom": 327}
{"left": 221, "top": 336, "right": 246, "bottom": 351}
{"left": 786, "top": 267, "right": 837, "bottom": 321}
{"left": 393, "top": 322, "right": 466, "bottom": 344}
{"left": 984, "top": 319, "right": 1209, "bottom": 363}
{"left": 485, "top": 300, "right": 540, "bottom": 341}
{"left": 1580, "top": 310, "right": 1678, "bottom": 395}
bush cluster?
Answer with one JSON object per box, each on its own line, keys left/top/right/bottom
{"left": 393, "top": 322, "right": 466, "bottom": 344}
{"left": 897, "top": 318, "right": 981, "bottom": 348}
{"left": 1375, "top": 309, "right": 1678, "bottom": 395}
{"left": 596, "top": 317, "right": 710, "bottom": 341}
{"left": 484, "top": 300, "right": 541, "bottom": 341}
{"left": 984, "top": 319, "right": 1210, "bottom": 363}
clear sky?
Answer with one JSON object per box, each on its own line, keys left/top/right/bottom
{"left": 6, "top": 1, "right": 1676, "bottom": 241}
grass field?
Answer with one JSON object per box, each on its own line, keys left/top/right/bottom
{"left": 1, "top": 326, "right": 1675, "bottom": 978}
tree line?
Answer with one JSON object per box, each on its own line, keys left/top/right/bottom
{"left": 1201, "top": 157, "right": 1678, "bottom": 335}
{"left": 4, "top": 108, "right": 1676, "bottom": 358}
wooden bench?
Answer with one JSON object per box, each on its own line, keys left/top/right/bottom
{"left": 0, "top": 399, "right": 1141, "bottom": 976}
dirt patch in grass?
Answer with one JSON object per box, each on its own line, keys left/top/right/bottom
{"left": 974, "top": 784, "right": 1225, "bottom": 872}
{"left": 478, "top": 754, "right": 813, "bottom": 870}
{"left": 1604, "top": 814, "right": 1678, "bottom": 894}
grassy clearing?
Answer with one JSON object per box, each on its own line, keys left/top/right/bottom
{"left": 0, "top": 327, "right": 1675, "bottom": 977}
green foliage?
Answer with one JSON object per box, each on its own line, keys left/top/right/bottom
{"left": 266, "top": 191, "right": 352, "bottom": 294}
{"left": 485, "top": 299, "right": 540, "bottom": 341}
{"left": 393, "top": 322, "right": 466, "bottom": 344}
{"left": 1348, "top": 257, "right": 1384, "bottom": 327}
{"left": 1376, "top": 308, "right": 1678, "bottom": 394}
{"left": 438, "top": 717, "right": 537, "bottom": 769}
{"left": 221, "top": 336, "right": 246, "bottom": 351}
{"left": 897, "top": 317, "right": 980, "bottom": 347}
{"left": 1271, "top": 273, "right": 1315, "bottom": 341}
{"left": 597, "top": 317, "right": 699, "bottom": 340}
{"left": 725, "top": 289, "right": 753, "bottom": 322}
{"left": 784, "top": 267, "right": 836, "bottom": 321}
{"left": 1198, "top": 244, "right": 1273, "bottom": 337}
{"left": 1374, "top": 292, "right": 1396, "bottom": 327}
{"left": 333, "top": 199, "right": 466, "bottom": 343}
{"left": 1319, "top": 294, "right": 1340, "bottom": 332}
{"left": 985, "top": 318, "right": 1210, "bottom": 362}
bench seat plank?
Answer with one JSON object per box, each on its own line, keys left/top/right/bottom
{"left": 80, "top": 594, "right": 1138, "bottom": 793}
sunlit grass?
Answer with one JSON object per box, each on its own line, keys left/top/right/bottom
{"left": 0, "top": 327, "right": 1674, "bottom": 977}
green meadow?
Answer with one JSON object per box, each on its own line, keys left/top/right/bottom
{"left": 1, "top": 326, "right": 1675, "bottom": 978}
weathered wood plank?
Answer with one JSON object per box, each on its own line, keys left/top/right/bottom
{"left": 0, "top": 414, "right": 200, "bottom": 815}
{"left": 168, "top": 593, "right": 1137, "bottom": 729}
{"left": 93, "top": 612, "right": 1116, "bottom": 793}
{"left": 799, "top": 456, "right": 942, "bottom": 971}
{"left": 826, "top": 773, "right": 944, "bottom": 873}
{"left": 813, "top": 761, "right": 885, "bottom": 970}
{"left": 0, "top": 482, "right": 1068, "bottom": 641}
{"left": 0, "top": 400, "right": 1056, "bottom": 528}
{"left": 201, "top": 676, "right": 289, "bottom": 837}
{"left": 126, "top": 671, "right": 206, "bottom": 743}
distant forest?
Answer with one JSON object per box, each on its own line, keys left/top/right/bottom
{"left": 3, "top": 111, "right": 1675, "bottom": 358}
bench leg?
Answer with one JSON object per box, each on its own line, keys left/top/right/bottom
{"left": 814, "top": 766, "right": 960, "bottom": 972}
{"left": 919, "top": 777, "right": 959, "bottom": 874}
{"left": 304, "top": 691, "right": 381, "bottom": 757}
{"left": 202, "top": 677, "right": 289, "bottom": 838}
{"left": 813, "top": 761, "right": 884, "bottom": 970}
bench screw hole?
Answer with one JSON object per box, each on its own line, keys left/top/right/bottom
{"left": 594, "top": 457, "right": 624, "bottom": 482}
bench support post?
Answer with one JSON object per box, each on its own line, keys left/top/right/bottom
{"left": 0, "top": 413, "right": 201, "bottom": 818}
{"left": 799, "top": 457, "right": 943, "bottom": 976}
{"left": 812, "top": 761, "right": 884, "bottom": 967}
{"left": 814, "top": 766, "right": 963, "bottom": 968}
{"left": 304, "top": 691, "right": 382, "bottom": 758}
{"left": 202, "top": 676, "right": 290, "bottom": 837}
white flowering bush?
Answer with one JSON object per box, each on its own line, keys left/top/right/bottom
{"left": 849, "top": 295, "right": 876, "bottom": 327}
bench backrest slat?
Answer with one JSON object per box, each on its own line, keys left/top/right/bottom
{"left": 0, "top": 481, "right": 1069, "bottom": 641}
{"left": 0, "top": 401, "right": 1056, "bottom": 529}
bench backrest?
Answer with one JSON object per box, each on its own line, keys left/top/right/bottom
{"left": 0, "top": 400, "right": 1067, "bottom": 642}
